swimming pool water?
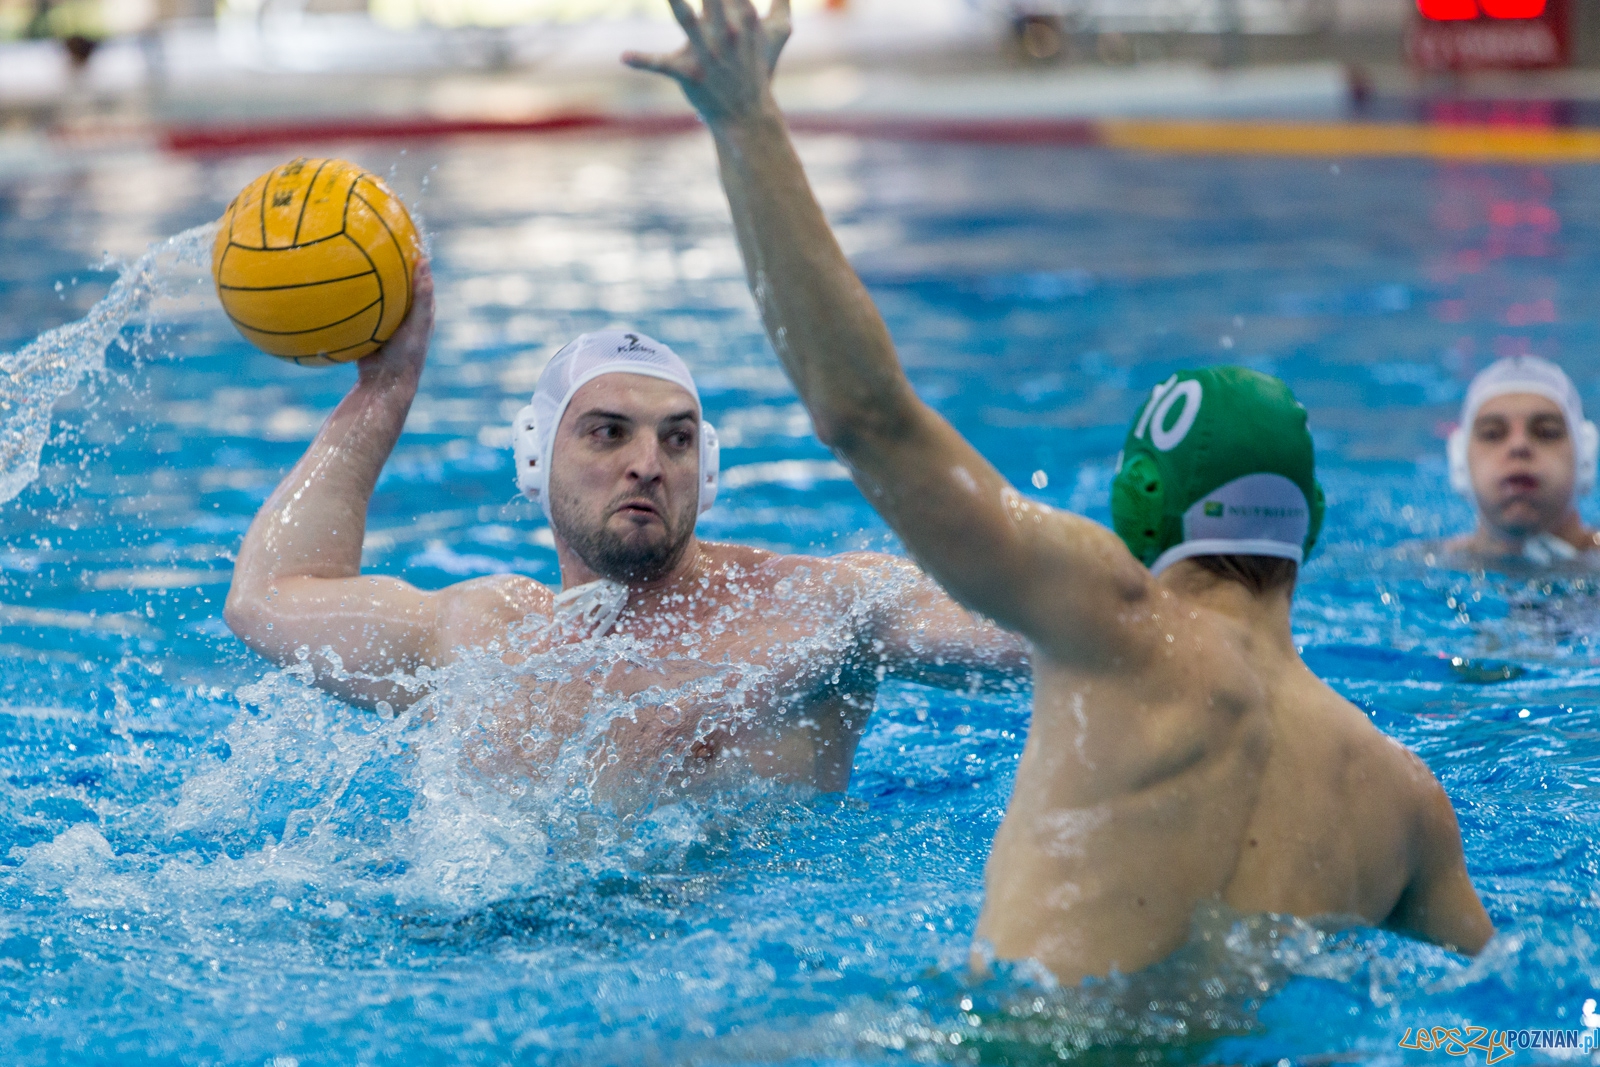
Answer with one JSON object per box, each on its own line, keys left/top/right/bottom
{"left": 3, "top": 133, "right": 1600, "bottom": 1065}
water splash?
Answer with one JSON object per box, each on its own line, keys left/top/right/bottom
{"left": 0, "top": 223, "right": 215, "bottom": 506}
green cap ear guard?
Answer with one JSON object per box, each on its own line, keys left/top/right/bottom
{"left": 1307, "top": 479, "right": 1325, "bottom": 558}
{"left": 1110, "top": 367, "right": 1323, "bottom": 575}
{"left": 1111, "top": 452, "right": 1169, "bottom": 567}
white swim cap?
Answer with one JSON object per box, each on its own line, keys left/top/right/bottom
{"left": 511, "top": 330, "right": 720, "bottom": 520}
{"left": 1448, "top": 356, "right": 1598, "bottom": 497}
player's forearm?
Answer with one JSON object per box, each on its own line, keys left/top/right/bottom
{"left": 892, "top": 627, "right": 1031, "bottom": 694}
{"left": 229, "top": 371, "right": 418, "bottom": 598}
{"left": 712, "top": 106, "right": 919, "bottom": 452}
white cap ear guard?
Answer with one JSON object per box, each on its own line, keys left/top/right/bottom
{"left": 510, "top": 330, "right": 720, "bottom": 520}
{"left": 1448, "top": 356, "right": 1598, "bottom": 500}
{"left": 512, "top": 408, "right": 719, "bottom": 517}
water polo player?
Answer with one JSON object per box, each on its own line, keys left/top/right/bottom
{"left": 223, "top": 260, "right": 1027, "bottom": 798}
{"left": 1443, "top": 355, "right": 1600, "bottom": 563}
{"left": 632, "top": 0, "right": 1494, "bottom": 981}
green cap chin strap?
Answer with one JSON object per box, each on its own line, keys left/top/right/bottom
{"left": 1111, "top": 367, "right": 1324, "bottom": 575}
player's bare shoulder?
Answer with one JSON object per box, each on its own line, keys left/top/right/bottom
{"left": 704, "top": 541, "right": 851, "bottom": 595}
{"left": 1282, "top": 658, "right": 1443, "bottom": 827}
{"left": 433, "top": 573, "right": 553, "bottom": 651}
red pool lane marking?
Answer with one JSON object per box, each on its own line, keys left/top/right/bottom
{"left": 156, "top": 112, "right": 1600, "bottom": 160}
{"left": 161, "top": 111, "right": 1103, "bottom": 153}
{"left": 162, "top": 112, "right": 699, "bottom": 152}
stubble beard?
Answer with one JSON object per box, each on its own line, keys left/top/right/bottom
{"left": 550, "top": 486, "right": 696, "bottom": 583}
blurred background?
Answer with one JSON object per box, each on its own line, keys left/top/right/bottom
{"left": 5, "top": 0, "right": 1600, "bottom": 163}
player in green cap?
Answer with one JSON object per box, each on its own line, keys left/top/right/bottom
{"left": 632, "top": 0, "right": 1494, "bottom": 984}
{"left": 1112, "top": 366, "right": 1325, "bottom": 576}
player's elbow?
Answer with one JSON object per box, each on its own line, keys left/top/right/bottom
{"left": 223, "top": 583, "right": 276, "bottom": 656}
{"left": 808, "top": 384, "right": 921, "bottom": 457}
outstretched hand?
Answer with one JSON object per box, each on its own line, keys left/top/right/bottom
{"left": 623, "top": 0, "right": 792, "bottom": 127}
{"left": 358, "top": 256, "right": 435, "bottom": 387}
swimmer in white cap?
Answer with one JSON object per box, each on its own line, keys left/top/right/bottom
{"left": 224, "top": 259, "right": 1027, "bottom": 799}
{"left": 633, "top": 0, "right": 1491, "bottom": 982}
{"left": 1444, "top": 356, "right": 1599, "bottom": 563}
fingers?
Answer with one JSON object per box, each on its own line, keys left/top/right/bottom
{"left": 764, "top": 0, "right": 791, "bottom": 64}
{"left": 411, "top": 257, "right": 435, "bottom": 320}
{"left": 622, "top": 47, "right": 698, "bottom": 80}
{"left": 702, "top": 0, "right": 732, "bottom": 42}
{"left": 389, "top": 261, "right": 434, "bottom": 348}
{"left": 766, "top": 0, "right": 791, "bottom": 38}
{"left": 665, "top": 0, "right": 710, "bottom": 55}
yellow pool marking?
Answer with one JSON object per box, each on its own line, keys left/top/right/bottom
{"left": 1099, "top": 120, "right": 1600, "bottom": 162}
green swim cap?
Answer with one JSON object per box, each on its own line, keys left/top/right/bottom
{"left": 1111, "top": 366, "right": 1325, "bottom": 575}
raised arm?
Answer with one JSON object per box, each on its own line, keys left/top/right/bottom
{"left": 625, "top": 1, "right": 1155, "bottom": 664}
{"left": 223, "top": 261, "right": 549, "bottom": 709}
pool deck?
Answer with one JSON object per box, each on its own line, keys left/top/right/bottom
{"left": 13, "top": 13, "right": 1600, "bottom": 174}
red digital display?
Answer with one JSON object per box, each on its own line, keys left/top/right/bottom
{"left": 1418, "top": 0, "right": 1547, "bottom": 18}
{"left": 1409, "top": 0, "right": 1565, "bottom": 68}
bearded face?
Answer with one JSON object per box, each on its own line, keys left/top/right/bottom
{"left": 546, "top": 374, "right": 702, "bottom": 583}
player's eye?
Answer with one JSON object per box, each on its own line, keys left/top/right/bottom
{"left": 591, "top": 423, "right": 624, "bottom": 442}
{"left": 1530, "top": 416, "right": 1568, "bottom": 442}
{"left": 1474, "top": 418, "right": 1509, "bottom": 443}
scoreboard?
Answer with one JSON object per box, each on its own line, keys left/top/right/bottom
{"left": 1408, "top": 0, "right": 1570, "bottom": 70}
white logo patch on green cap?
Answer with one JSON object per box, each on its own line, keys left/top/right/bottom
{"left": 1151, "top": 473, "right": 1312, "bottom": 575}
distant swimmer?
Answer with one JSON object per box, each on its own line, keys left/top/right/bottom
{"left": 223, "top": 261, "right": 1027, "bottom": 799}
{"left": 1441, "top": 356, "right": 1600, "bottom": 564}
{"left": 630, "top": 0, "right": 1494, "bottom": 980}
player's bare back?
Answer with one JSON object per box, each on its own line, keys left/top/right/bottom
{"left": 981, "top": 577, "right": 1471, "bottom": 977}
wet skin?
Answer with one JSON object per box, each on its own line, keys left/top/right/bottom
{"left": 223, "top": 266, "right": 1026, "bottom": 802}
{"left": 629, "top": 0, "right": 1496, "bottom": 982}
{"left": 1447, "top": 392, "right": 1599, "bottom": 557}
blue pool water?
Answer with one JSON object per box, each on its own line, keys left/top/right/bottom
{"left": 3, "top": 133, "right": 1600, "bottom": 1065}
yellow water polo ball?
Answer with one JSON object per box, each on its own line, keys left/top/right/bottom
{"left": 212, "top": 157, "right": 421, "bottom": 366}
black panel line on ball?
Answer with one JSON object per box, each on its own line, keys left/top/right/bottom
{"left": 342, "top": 171, "right": 364, "bottom": 236}
{"left": 295, "top": 339, "right": 377, "bottom": 366}
{"left": 219, "top": 269, "right": 375, "bottom": 293}
{"left": 226, "top": 230, "right": 353, "bottom": 256}
{"left": 319, "top": 338, "right": 381, "bottom": 361}
{"left": 291, "top": 159, "right": 332, "bottom": 248}
{"left": 353, "top": 187, "right": 411, "bottom": 311}
{"left": 226, "top": 296, "right": 382, "bottom": 336}
{"left": 258, "top": 173, "right": 270, "bottom": 250}
{"left": 217, "top": 199, "right": 236, "bottom": 251}
{"left": 341, "top": 227, "right": 383, "bottom": 340}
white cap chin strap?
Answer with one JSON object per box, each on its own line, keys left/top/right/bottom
{"left": 511, "top": 396, "right": 720, "bottom": 520}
